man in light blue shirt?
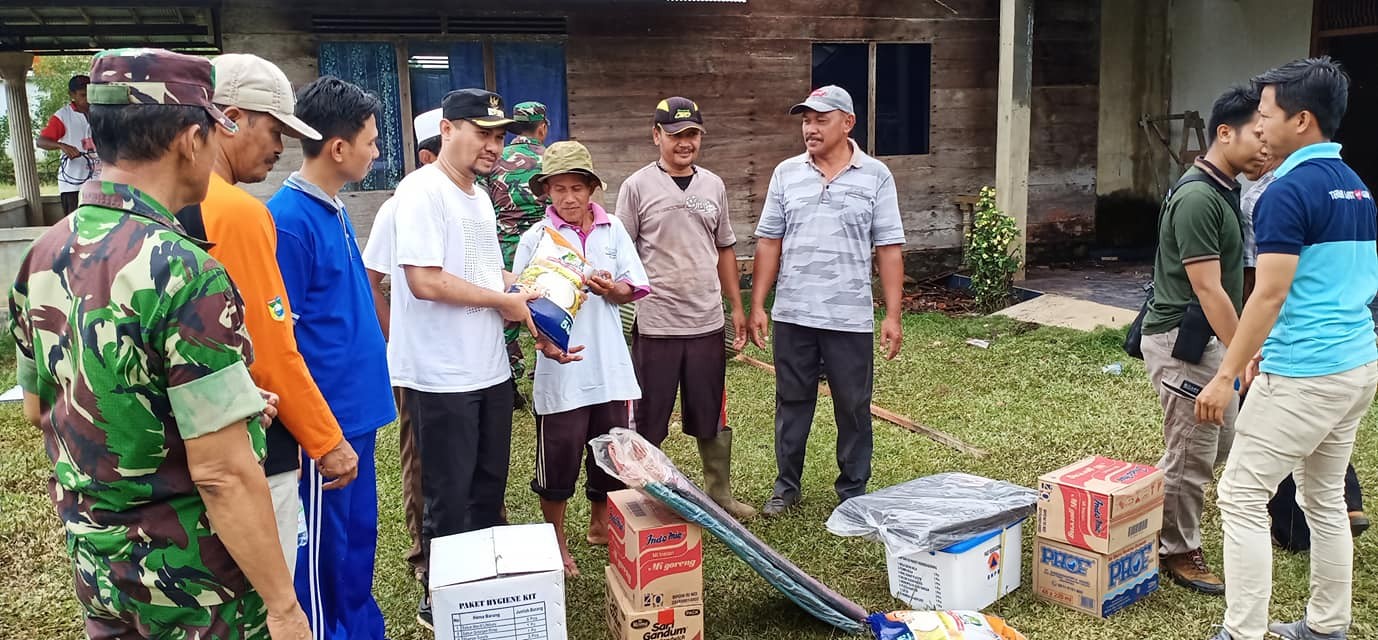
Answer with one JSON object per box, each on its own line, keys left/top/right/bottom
{"left": 1198, "top": 57, "right": 1378, "bottom": 640}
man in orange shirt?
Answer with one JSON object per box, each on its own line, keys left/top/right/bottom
{"left": 176, "top": 53, "right": 359, "bottom": 571}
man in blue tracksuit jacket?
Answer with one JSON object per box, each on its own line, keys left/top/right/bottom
{"left": 268, "top": 75, "right": 396, "bottom": 640}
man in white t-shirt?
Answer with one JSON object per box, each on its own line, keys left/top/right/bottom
{"left": 36, "top": 75, "right": 101, "bottom": 214}
{"left": 386, "top": 88, "right": 578, "bottom": 623}
{"left": 361, "top": 106, "right": 441, "bottom": 627}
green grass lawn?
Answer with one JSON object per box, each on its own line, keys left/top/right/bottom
{"left": 3, "top": 312, "right": 1378, "bottom": 639}
{"left": 0, "top": 182, "right": 60, "bottom": 200}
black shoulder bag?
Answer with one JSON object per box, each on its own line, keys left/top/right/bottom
{"left": 1123, "top": 172, "right": 1238, "bottom": 360}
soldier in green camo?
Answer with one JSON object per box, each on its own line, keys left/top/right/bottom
{"left": 483, "top": 101, "right": 550, "bottom": 386}
{"left": 8, "top": 48, "right": 309, "bottom": 640}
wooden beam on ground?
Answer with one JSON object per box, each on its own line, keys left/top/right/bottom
{"left": 996, "top": 0, "right": 1033, "bottom": 280}
{"left": 734, "top": 354, "right": 988, "bottom": 458}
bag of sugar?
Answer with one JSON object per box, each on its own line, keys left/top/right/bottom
{"left": 509, "top": 226, "right": 592, "bottom": 352}
{"left": 868, "top": 610, "right": 1026, "bottom": 640}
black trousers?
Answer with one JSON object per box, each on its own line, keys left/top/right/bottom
{"left": 1269, "top": 464, "right": 1364, "bottom": 552}
{"left": 772, "top": 321, "right": 874, "bottom": 502}
{"left": 409, "top": 381, "right": 513, "bottom": 581}
{"left": 60, "top": 191, "right": 79, "bottom": 216}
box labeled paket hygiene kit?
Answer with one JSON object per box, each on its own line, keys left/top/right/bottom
{"left": 429, "top": 523, "right": 567, "bottom": 640}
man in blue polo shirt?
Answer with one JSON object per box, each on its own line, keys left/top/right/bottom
{"left": 1198, "top": 57, "right": 1378, "bottom": 640}
{"left": 268, "top": 76, "right": 396, "bottom": 640}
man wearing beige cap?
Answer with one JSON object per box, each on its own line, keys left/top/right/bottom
{"left": 177, "top": 53, "right": 359, "bottom": 575}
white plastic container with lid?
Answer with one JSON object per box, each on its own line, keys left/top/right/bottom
{"left": 884, "top": 519, "right": 1024, "bottom": 611}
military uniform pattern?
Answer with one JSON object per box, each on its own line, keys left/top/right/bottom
{"left": 484, "top": 136, "right": 548, "bottom": 270}
{"left": 9, "top": 180, "right": 269, "bottom": 637}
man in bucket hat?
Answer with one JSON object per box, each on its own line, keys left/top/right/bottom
{"left": 516, "top": 140, "right": 649, "bottom": 577}
{"left": 9, "top": 48, "right": 309, "bottom": 639}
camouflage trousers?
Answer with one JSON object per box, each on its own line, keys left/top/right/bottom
{"left": 72, "top": 535, "right": 269, "bottom": 639}
{"left": 79, "top": 583, "right": 267, "bottom": 640}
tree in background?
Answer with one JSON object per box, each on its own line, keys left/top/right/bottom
{"left": 1, "top": 55, "right": 91, "bottom": 185}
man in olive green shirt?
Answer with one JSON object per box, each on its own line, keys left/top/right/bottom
{"left": 1142, "top": 85, "right": 1265, "bottom": 597}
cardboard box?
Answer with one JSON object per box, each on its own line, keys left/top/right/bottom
{"left": 606, "top": 566, "right": 704, "bottom": 640}
{"left": 1033, "top": 536, "right": 1160, "bottom": 619}
{"left": 429, "top": 523, "right": 567, "bottom": 640}
{"left": 1037, "top": 456, "right": 1165, "bottom": 554}
{"left": 886, "top": 519, "right": 1024, "bottom": 611}
{"left": 608, "top": 489, "right": 704, "bottom": 609}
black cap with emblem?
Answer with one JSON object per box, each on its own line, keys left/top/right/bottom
{"left": 654, "top": 96, "right": 705, "bottom": 135}
{"left": 442, "top": 88, "right": 515, "bottom": 128}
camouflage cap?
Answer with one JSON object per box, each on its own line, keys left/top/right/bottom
{"left": 530, "top": 141, "right": 606, "bottom": 196}
{"left": 88, "top": 48, "right": 238, "bottom": 133}
{"left": 513, "top": 101, "right": 548, "bottom": 123}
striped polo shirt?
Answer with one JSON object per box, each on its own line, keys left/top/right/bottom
{"left": 1255, "top": 142, "right": 1378, "bottom": 377}
{"left": 755, "top": 140, "right": 905, "bottom": 332}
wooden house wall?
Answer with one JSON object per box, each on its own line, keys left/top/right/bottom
{"left": 219, "top": 0, "right": 1098, "bottom": 268}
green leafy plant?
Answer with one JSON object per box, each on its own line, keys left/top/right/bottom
{"left": 963, "top": 186, "right": 1023, "bottom": 313}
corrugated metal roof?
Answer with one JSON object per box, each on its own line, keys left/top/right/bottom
{"left": 0, "top": 5, "right": 220, "bottom": 55}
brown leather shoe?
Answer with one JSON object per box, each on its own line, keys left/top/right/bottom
{"left": 1162, "top": 549, "right": 1225, "bottom": 595}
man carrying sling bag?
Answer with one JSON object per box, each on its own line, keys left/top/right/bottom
{"left": 1138, "top": 86, "right": 1265, "bottom": 597}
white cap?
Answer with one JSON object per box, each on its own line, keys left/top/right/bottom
{"left": 414, "top": 108, "right": 444, "bottom": 145}
{"left": 211, "top": 53, "right": 321, "bottom": 140}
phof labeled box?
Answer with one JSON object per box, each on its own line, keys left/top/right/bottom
{"left": 1037, "top": 456, "right": 1164, "bottom": 554}
{"left": 606, "top": 566, "right": 705, "bottom": 640}
{"left": 608, "top": 489, "right": 704, "bottom": 610}
{"left": 1033, "top": 536, "right": 1160, "bottom": 619}
{"left": 429, "top": 523, "right": 567, "bottom": 640}
{"left": 886, "top": 519, "right": 1024, "bottom": 612}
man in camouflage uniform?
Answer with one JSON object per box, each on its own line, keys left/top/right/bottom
{"left": 484, "top": 101, "right": 549, "bottom": 385}
{"left": 8, "top": 48, "right": 308, "bottom": 640}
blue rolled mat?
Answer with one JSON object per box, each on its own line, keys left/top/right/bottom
{"left": 591, "top": 429, "right": 867, "bottom": 635}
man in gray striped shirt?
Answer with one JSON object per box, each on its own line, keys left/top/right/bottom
{"left": 748, "top": 85, "right": 906, "bottom": 516}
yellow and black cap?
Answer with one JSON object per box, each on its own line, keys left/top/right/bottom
{"left": 654, "top": 96, "right": 705, "bottom": 135}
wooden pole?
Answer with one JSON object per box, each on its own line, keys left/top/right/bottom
{"left": 0, "top": 52, "right": 43, "bottom": 227}
{"left": 395, "top": 43, "right": 418, "bottom": 176}
{"left": 996, "top": 0, "right": 1034, "bottom": 280}
{"left": 734, "top": 354, "right": 989, "bottom": 458}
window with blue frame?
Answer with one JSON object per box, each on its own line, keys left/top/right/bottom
{"left": 318, "top": 39, "right": 569, "bottom": 190}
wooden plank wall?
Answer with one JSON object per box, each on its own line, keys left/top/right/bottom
{"left": 218, "top": 0, "right": 1099, "bottom": 265}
